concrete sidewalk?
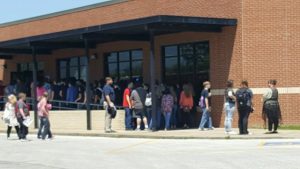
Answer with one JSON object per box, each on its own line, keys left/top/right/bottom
{"left": 3, "top": 128, "right": 299, "bottom": 139}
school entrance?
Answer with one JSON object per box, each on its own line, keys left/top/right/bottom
{"left": 162, "top": 41, "right": 210, "bottom": 98}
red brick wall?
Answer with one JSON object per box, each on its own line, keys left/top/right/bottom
{"left": 235, "top": 0, "right": 300, "bottom": 126}
{"left": 0, "top": 0, "right": 241, "bottom": 41}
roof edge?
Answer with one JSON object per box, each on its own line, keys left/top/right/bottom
{"left": 0, "top": 0, "right": 128, "bottom": 28}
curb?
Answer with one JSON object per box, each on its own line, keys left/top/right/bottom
{"left": 1, "top": 130, "right": 298, "bottom": 140}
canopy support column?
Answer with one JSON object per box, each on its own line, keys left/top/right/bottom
{"left": 84, "top": 38, "right": 92, "bottom": 130}
{"left": 149, "top": 30, "right": 157, "bottom": 131}
{"left": 31, "top": 46, "right": 38, "bottom": 129}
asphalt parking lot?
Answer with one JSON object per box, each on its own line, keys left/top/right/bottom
{"left": 0, "top": 134, "right": 299, "bottom": 169}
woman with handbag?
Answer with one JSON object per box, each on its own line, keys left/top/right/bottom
{"left": 262, "top": 80, "right": 281, "bottom": 134}
{"left": 37, "top": 92, "right": 53, "bottom": 140}
{"left": 179, "top": 84, "right": 194, "bottom": 129}
{"left": 2, "top": 94, "right": 19, "bottom": 139}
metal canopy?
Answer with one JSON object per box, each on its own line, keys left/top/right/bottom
{"left": 0, "top": 15, "right": 237, "bottom": 55}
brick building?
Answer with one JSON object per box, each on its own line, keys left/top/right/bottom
{"left": 0, "top": 0, "right": 299, "bottom": 127}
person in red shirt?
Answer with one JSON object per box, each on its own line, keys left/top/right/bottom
{"left": 123, "top": 82, "right": 134, "bottom": 130}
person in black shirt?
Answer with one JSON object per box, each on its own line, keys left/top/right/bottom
{"left": 262, "top": 79, "right": 281, "bottom": 134}
{"left": 236, "top": 80, "right": 254, "bottom": 135}
{"left": 224, "top": 80, "right": 237, "bottom": 134}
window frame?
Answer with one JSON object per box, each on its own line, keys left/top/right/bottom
{"left": 57, "top": 56, "right": 88, "bottom": 80}
{"left": 104, "top": 49, "right": 143, "bottom": 80}
{"left": 162, "top": 41, "right": 210, "bottom": 85}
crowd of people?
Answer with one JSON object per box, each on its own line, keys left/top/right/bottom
{"left": 105, "top": 77, "right": 282, "bottom": 135}
{"left": 0, "top": 77, "right": 125, "bottom": 110}
{"left": 0, "top": 75, "right": 282, "bottom": 139}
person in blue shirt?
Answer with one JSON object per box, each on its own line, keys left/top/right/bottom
{"left": 66, "top": 80, "right": 78, "bottom": 108}
{"left": 199, "top": 81, "right": 213, "bottom": 131}
{"left": 103, "top": 77, "right": 116, "bottom": 133}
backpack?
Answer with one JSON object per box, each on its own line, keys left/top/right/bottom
{"left": 236, "top": 89, "right": 251, "bottom": 108}
{"left": 199, "top": 96, "right": 205, "bottom": 108}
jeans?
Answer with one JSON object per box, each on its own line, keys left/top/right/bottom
{"left": 37, "top": 117, "right": 44, "bottom": 138}
{"left": 17, "top": 117, "right": 28, "bottom": 139}
{"left": 224, "top": 103, "right": 235, "bottom": 132}
{"left": 124, "top": 108, "right": 132, "bottom": 129}
{"left": 164, "top": 112, "right": 172, "bottom": 129}
{"left": 171, "top": 105, "right": 178, "bottom": 126}
{"left": 40, "top": 117, "right": 52, "bottom": 139}
{"left": 199, "top": 108, "right": 213, "bottom": 129}
{"left": 146, "top": 107, "right": 152, "bottom": 126}
{"left": 238, "top": 107, "right": 251, "bottom": 134}
{"left": 156, "top": 107, "right": 162, "bottom": 129}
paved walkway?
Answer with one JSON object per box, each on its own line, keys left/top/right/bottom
{"left": 2, "top": 128, "right": 299, "bottom": 139}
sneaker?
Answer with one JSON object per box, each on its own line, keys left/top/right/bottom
{"left": 183, "top": 124, "right": 189, "bottom": 129}
{"left": 265, "top": 131, "right": 273, "bottom": 134}
{"left": 272, "top": 131, "right": 278, "bottom": 134}
{"left": 199, "top": 128, "right": 205, "bottom": 131}
{"left": 208, "top": 128, "right": 214, "bottom": 130}
{"left": 135, "top": 128, "right": 141, "bottom": 131}
{"left": 228, "top": 131, "right": 237, "bottom": 135}
{"left": 105, "top": 130, "right": 112, "bottom": 133}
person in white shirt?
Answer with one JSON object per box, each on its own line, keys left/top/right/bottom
{"left": 2, "top": 94, "right": 19, "bottom": 139}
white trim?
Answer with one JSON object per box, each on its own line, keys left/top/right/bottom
{"left": 211, "top": 87, "right": 300, "bottom": 96}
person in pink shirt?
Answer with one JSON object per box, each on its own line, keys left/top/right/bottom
{"left": 36, "top": 82, "right": 46, "bottom": 101}
{"left": 161, "top": 88, "right": 174, "bottom": 131}
{"left": 37, "top": 92, "right": 53, "bottom": 140}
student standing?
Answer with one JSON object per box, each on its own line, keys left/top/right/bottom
{"left": 16, "top": 93, "right": 30, "bottom": 141}
{"left": 170, "top": 86, "right": 178, "bottom": 129}
{"left": 130, "top": 83, "right": 148, "bottom": 131}
{"left": 123, "top": 82, "right": 133, "bottom": 130}
{"left": 161, "top": 88, "right": 174, "bottom": 130}
{"left": 199, "top": 81, "right": 213, "bottom": 130}
{"left": 224, "top": 80, "right": 237, "bottom": 134}
{"left": 2, "top": 94, "right": 19, "bottom": 139}
{"left": 37, "top": 92, "right": 53, "bottom": 140}
{"left": 179, "top": 84, "right": 193, "bottom": 129}
{"left": 236, "top": 80, "right": 254, "bottom": 135}
{"left": 262, "top": 80, "right": 281, "bottom": 134}
{"left": 144, "top": 84, "right": 152, "bottom": 128}
{"left": 103, "top": 77, "right": 116, "bottom": 133}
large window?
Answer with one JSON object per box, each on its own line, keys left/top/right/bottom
{"left": 57, "top": 56, "right": 87, "bottom": 80}
{"left": 18, "top": 62, "right": 44, "bottom": 72}
{"left": 163, "top": 41, "right": 210, "bottom": 87}
{"left": 105, "top": 49, "right": 143, "bottom": 80}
